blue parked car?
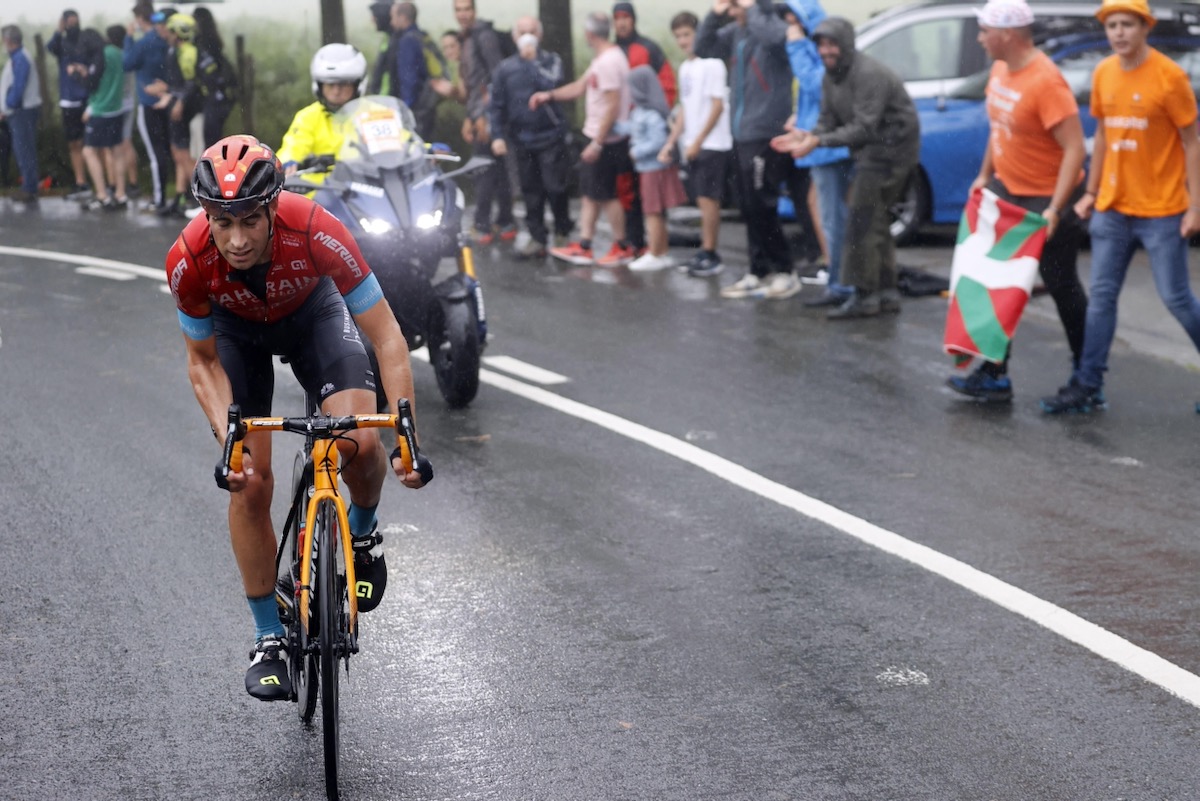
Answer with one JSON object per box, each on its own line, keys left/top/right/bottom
{"left": 889, "top": 32, "right": 1200, "bottom": 243}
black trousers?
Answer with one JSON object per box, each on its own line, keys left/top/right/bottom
{"left": 734, "top": 139, "right": 793, "bottom": 277}
{"left": 472, "top": 135, "right": 514, "bottom": 232}
{"left": 137, "top": 104, "right": 174, "bottom": 207}
{"left": 514, "top": 140, "right": 571, "bottom": 244}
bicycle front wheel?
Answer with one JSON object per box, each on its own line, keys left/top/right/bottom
{"left": 290, "top": 451, "right": 318, "bottom": 724}
{"left": 317, "top": 499, "right": 343, "bottom": 801}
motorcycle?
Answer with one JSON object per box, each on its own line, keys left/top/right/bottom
{"left": 285, "top": 95, "right": 492, "bottom": 409}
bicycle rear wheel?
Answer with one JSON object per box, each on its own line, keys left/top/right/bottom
{"left": 317, "top": 499, "right": 344, "bottom": 801}
{"left": 289, "top": 452, "right": 319, "bottom": 724}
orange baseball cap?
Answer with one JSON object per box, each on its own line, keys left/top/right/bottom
{"left": 1095, "top": 0, "right": 1157, "bottom": 25}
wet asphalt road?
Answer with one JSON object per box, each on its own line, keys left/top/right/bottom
{"left": 3, "top": 199, "right": 1200, "bottom": 800}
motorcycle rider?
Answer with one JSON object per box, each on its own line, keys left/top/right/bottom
{"left": 277, "top": 43, "right": 369, "bottom": 179}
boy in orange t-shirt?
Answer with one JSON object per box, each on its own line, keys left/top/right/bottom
{"left": 946, "top": 0, "right": 1089, "bottom": 403}
{"left": 1040, "top": 0, "right": 1200, "bottom": 414}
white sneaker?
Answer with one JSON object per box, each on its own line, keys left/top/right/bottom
{"left": 763, "top": 272, "right": 801, "bottom": 300}
{"left": 800, "top": 268, "right": 829, "bottom": 286}
{"left": 628, "top": 252, "right": 674, "bottom": 272}
{"left": 720, "top": 273, "right": 764, "bottom": 299}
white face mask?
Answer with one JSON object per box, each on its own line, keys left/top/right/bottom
{"left": 517, "top": 33, "right": 538, "bottom": 56}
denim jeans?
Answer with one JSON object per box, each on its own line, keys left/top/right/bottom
{"left": 811, "top": 159, "right": 854, "bottom": 295}
{"left": 7, "top": 106, "right": 39, "bottom": 195}
{"left": 1075, "top": 209, "right": 1200, "bottom": 388}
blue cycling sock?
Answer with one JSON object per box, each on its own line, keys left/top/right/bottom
{"left": 248, "top": 593, "right": 285, "bottom": 641}
{"left": 347, "top": 502, "right": 378, "bottom": 540}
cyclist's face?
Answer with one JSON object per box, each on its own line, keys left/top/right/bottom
{"left": 209, "top": 205, "right": 273, "bottom": 269}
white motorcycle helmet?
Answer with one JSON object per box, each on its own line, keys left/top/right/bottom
{"left": 310, "top": 43, "right": 367, "bottom": 109}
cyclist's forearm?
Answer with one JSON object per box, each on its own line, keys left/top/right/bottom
{"left": 187, "top": 346, "right": 235, "bottom": 441}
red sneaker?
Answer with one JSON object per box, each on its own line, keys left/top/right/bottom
{"left": 497, "top": 224, "right": 518, "bottom": 242}
{"left": 550, "top": 241, "right": 594, "bottom": 265}
{"left": 596, "top": 242, "right": 637, "bottom": 267}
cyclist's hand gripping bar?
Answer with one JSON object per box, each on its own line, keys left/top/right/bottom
{"left": 215, "top": 404, "right": 248, "bottom": 491}
{"left": 392, "top": 398, "right": 434, "bottom": 486}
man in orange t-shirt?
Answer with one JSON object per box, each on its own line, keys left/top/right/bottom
{"left": 1040, "top": 0, "right": 1200, "bottom": 414}
{"left": 946, "top": 0, "right": 1089, "bottom": 403}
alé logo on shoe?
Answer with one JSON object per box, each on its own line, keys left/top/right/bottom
{"left": 356, "top": 581, "right": 374, "bottom": 600}
{"left": 260, "top": 675, "right": 281, "bottom": 686}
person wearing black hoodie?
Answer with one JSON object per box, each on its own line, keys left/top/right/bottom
{"left": 773, "top": 16, "right": 920, "bottom": 319}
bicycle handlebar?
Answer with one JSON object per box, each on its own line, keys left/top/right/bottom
{"left": 215, "top": 398, "right": 432, "bottom": 490}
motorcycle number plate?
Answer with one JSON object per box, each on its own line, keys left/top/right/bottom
{"left": 355, "top": 109, "right": 410, "bottom": 156}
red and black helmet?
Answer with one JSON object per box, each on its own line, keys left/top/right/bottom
{"left": 192, "top": 135, "right": 284, "bottom": 217}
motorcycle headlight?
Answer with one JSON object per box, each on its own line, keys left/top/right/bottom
{"left": 359, "top": 217, "right": 394, "bottom": 235}
{"left": 415, "top": 210, "right": 443, "bottom": 230}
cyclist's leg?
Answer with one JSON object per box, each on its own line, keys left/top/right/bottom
{"left": 214, "top": 310, "right": 292, "bottom": 699}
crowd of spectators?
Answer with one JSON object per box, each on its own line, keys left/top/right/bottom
{"left": 6, "top": 0, "right": 1200, "bottom": 412}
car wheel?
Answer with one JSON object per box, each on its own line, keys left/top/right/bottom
{"left": 890, "top": 168, "right": 929, "bottom": 246}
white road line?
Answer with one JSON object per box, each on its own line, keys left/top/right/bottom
{"left": 75, "top": 266, "right": 138, "bottom": 281}
{"left": 0, "top": 245, "right": 164, "bottom": 281}
{"left": 13, "top": 245, "right": 1200, "bottom": 707}
{"left": 482, "top": 355, "right": 570, "bottom": 385}
{"left": 476, "top": 367, "right": 1200, "bottom": 709}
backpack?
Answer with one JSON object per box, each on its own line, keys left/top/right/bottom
{"left": 471, "top": 23, "right": 515, "bottom": 70}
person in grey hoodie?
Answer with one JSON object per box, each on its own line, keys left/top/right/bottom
{"left": 773, "top": 16, "right": 920, "bottom": 319}
{"left": 696, "top": 0, "right": 800, "bottom": 300}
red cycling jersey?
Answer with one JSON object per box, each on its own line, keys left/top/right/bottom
{"left": 167, "top": 191, "right": 377, "bottom": 331}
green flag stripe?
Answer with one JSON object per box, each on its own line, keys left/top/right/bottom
{"left": 955, "top": 276, "right": 1009, "bottom": 361}
{"left": 986, "top": 212, "right": 1044, "bottom": 261}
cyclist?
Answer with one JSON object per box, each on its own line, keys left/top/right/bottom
{"left": 167, "top": 134, "right": 430, "bottom": 701}
{"left": 277, "top": 43, "right": 367, "bottom": 180}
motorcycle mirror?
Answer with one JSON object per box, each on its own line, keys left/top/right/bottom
{"left": 441, "top": 156, "right": 494, "bottom": 182}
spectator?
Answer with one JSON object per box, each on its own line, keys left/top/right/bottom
{"left": 439, "top": 30, "right": 466, "bottom": 103}
{"left": 535, "top": 12, "right": 637, "bottom": 267}
{"left": 146, "top": 12, "right": 203, "bottom": 216}
{"left": 0, "top": 119, "right": 11, "bottom": 188}
{"left": 613, "top": 1, "right": 678, "bottom": 254}
{"left": 489, "top": 17, "right": 572, "bottom": 259}
{"left": 78, "top": 27, "right": 130, "bottom": 210}
{"left": 125, "top": 1, "right": 173, "bottom": 212}
{"left": 697, "top": 0, "right": 800, "bottom": 301}
{"left": 613, "top": 1, "right": 677, "bottom": 105}
{"left": 455, "top": 0, "right": 516, "bottom": 243}
{"left": 385, "top": 2, "right": 452, "bottom": 142}
{"left": 946, "top": 0, "right": 1088, "bottom": 403}
{"left": 783, "top": 0, "right": 855, "bottom": 308}
{"left": 47, "top": 9, "right": 91, "bottom": 198}
{"left": 193, "top": 7, "right": 237, "bottom": 147}
{"left": 110, "top": 26, "right": 140, "bottom": 199}
{"left": 0, "top": 25, "right": 41, "bottom": 204}
{"left": 627, "top": 65, "right": 688, "bottom": 271}
{"left": 367, "top": 1, "right": 394, "bottom": 94}
{"left": 772, "top": 17, "right": 920, "bottom": 318}
{"left": 1040, "top": 0, "right": 1200, "bottom": 414}
{"left": 664, "top": 10, "right": 732, "bottom": 277}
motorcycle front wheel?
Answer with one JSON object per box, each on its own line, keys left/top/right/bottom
{"left": 428, "top": 299, "right": 481, "bottom": 409}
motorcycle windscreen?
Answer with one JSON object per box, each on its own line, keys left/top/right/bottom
{"left": 334, "top": 96, "right": 426, "bottom": 172}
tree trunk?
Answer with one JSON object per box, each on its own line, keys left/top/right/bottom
{"left": 319, "top": 0, "right": 346, "bottom": 45}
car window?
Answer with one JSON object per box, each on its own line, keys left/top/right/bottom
{"left": 861, "top": 19, "right": 965, "bottom": 82}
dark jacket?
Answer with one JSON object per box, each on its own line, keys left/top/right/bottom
{"left": 462, "top": 19, "right": 506, "bottom": 119}
{"left": 488, "top": 49, "right": 565, "bottom": 151}
{"left": 809, "top": 17, "right": 920, "bottom": 167}
{"left": 695, "top": 0, "right": 793, "bottom": 143}
{"left": 47, "top": 28, "right": 90, "bottom": 105}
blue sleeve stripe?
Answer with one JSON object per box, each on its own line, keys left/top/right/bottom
{"left": 178, "top": 309, "right": 215, "bottom": 340}
{"left": 344, "top": 273, "right": 384, "bottom": 315}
